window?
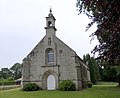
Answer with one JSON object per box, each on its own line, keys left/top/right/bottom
{"left": 48, "top": 50, "right": 54, "bottom": 63}
{"left": 48, "top": 21, "right": 52, "bottom": 27}
{"left": 46, "top": 48, "right": 54, "bottom": 64}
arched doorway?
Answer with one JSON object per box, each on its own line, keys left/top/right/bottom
{"left": 47, "top": 75, "right": 55, "bottom": 90}
{"left": 42, "top": 69, "right": 58, "bottom": 90}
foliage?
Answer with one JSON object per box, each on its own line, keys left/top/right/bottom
{"left": 77, "top": 0, "right": 120, "bottom": 86}
{"left": 59, "top": 80, "right": 76, "bottom": 91}
{"left": 0, "top": 79, "right": 15, "bottom": 86}
{"left": 0, "top": 86, "right": 120, "bottom": 98}
{"left": 7, "top": 77, "right": 14, "bottom": 81}
{"left": 0, "top": 63, "right": 22, "bottom": 80}
{"left": 87, "top": 82, "right": 92, "bottom": 88}
{"left": 83, "top": 55, "right": 117, "bottom": 82}
{"left": 22, "top": 83, "right": 41, "bottom": 91}
{"left": 76, "top": 0, "right": 120, "bottom": 64}
{"left": 95, "top": 60, "right": 119, "bottom": 82}
{"left": 83, "top": 54, "right": 101, "bottom": 84}
{"left": 10, "top": 63, "right": 22, "bottom": 80}
{"left": 0, "top": 68, "right": 12, "bottom": 79}
{"left": 102, "top": 65, "right": 118, "bottom": 82}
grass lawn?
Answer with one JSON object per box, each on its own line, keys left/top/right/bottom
{"left": 0, "top": 85, "right": 120, "bottom": 98}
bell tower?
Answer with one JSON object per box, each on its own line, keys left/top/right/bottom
{"left": 45, "top": 8, "right": 57, "bottom": 37}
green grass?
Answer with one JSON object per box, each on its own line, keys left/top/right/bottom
{"left": 0, "top": 85, "right": 120, "bottom": 98}
{"left": 97, "top": 82, "right": 118, "bottom": 85}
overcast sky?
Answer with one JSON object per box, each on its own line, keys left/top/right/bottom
{"left": 0, "top": 0, "right": 98, "bottom": 69}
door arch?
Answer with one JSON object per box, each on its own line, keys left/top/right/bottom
{"left": 42, "top": 69, "right": 58, "bottom": 90}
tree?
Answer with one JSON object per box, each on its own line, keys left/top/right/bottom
{"left": 10, "top": 63, "right": 22, "bottom": 79}
{"left": 77, "top": 0, "right": 120, "bottom": 86}
{"left": 83, "top": 54, "right": 101, "bottom": 84}
{"left": 0, "top": 68, "right": 12, "bottom": 79}
{"left": 103, "top": 65, "right": 118, "bottom": 82}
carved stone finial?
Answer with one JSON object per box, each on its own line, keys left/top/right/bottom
{"left": 48, "top": 7, "right": 53, "bottom": 17}
{"left": 50, "top": 7, "right": 52, "bottom": 13}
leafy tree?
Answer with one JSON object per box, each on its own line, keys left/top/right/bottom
{"left": 10, "top": 63, "right": 22, "bottom": 80}
{"left": 0, "top": 68, "right": 12, "bottom": 79}
{"left": 77, "top": 0, "right": 120, "bottom": 86}
{"left": 0, "top": 63, "right": 22, "bottom": 80}
{"left": 83, "top": 54, "right": 101, "bottom": 84}
{"left": 103, "top": 65, "right": 118, "bottom": 82}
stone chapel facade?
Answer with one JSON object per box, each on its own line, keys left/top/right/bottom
{"left": 22, "top": 9, "right": 90, "bottom": 90}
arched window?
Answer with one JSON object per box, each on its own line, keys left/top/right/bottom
{"left": 48, "top": 50, "right": 54, "bottom": 63}
{"left": 48, "top": 21, "right": 52, "bottom": 27}
{"left": 46, "top": 48, "right": 54, "bottom": 64}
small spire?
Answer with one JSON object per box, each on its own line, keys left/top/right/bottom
{"left": 48, "top": 6, "right": 53, "bottom": 17}
{"left": 50, "top": 6, "right": 52, "bottom": 13}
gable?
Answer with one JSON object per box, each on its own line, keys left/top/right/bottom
{"left": 26, "top": 36, "right": 45, "bottom": 58}
{"left": 55, "top": 37, "right": 76, "bottom": 55}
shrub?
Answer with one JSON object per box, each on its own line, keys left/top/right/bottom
{"left": 87, "top": 82, "right": 93, "bottom": 88}
{"left": 22, "top": 83, "right": 41, "bottom": 91}
{"left": 7, "top": 77, "right": 14, "bottom": 81}
{"left": 0, "top": 80, "right": 15, "bottom": 86}
{"left": 59, "top": 80, "right": 76, "bottom": 91}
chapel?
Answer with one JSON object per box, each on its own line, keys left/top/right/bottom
{"left": 22, "top": 9, "right": 90, "bottom": 90}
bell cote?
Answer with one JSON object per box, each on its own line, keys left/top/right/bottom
{"left": 45, "top": 8, "right": 57, "bottom": 36}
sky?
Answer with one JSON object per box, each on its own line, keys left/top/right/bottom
{"left": 0, "top": 0, "right": 98, "bottom": 69}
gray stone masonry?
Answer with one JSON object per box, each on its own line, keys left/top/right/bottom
{"left": 22, "top": 9, "right": 90, "bottom": 90}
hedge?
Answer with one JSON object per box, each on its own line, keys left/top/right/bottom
{"left": 0, "top": 81, "right": 15, "bottom": 86}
